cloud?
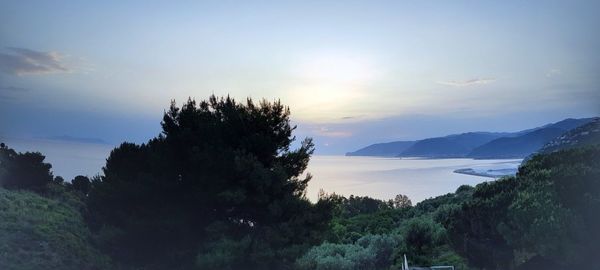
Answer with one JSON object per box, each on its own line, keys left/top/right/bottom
{"left": 340, "top": 115, "right": 365, "bottom": 120}
{"left": 314, "top": 127, "right": 353, "bottom": 138}
{"left": 0, "top": 47, "right": 71, "bottom": 75}
{"left": 437, "top": 78, "right": 496, "bottom": 87}
{"left": 0, "top": 86, "right": 28, "bottom": 92}
{"left": 545, "top": 68, "right": 561, "bottom": 78}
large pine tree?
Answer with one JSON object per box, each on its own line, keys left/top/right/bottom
{"left": 87, "top": 96, "right": 332, "bottom": 269}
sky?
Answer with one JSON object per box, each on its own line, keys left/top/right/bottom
{"left": 1, "top": 0, "right": 599, "bottom": 154}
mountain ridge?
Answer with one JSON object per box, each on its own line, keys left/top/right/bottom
{"left": 346, "top": 117, "right": 596, "bottom": 158}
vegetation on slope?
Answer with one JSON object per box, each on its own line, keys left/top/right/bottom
{"left": 467, "top": 127, "right": 567, "bottom": 158}
{"left": 536, "top": 117, "right": 600, "bottom": 155}
{"left": 446, "top": 145, "right": 600, "bottom": 269}
{"left": 0, "top": 187, "right": 110, "bottom": 270}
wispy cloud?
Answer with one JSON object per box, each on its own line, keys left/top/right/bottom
{"left": 0, "top": 47, "right": 71, "bottom": 75}
{"left": 437, "top": 78, "right": 496, "bottom": 87}
{"left": 340, "top": 115, "right": 365, "bottom": 120}
{"left": 314, "top": 127, "right": 353, "bottom": 138}
{"left": 545, "top": 68, "right": 561, "bottom": 78}
{"left": 0, "top": 86, "right": 28, "bottom": 92}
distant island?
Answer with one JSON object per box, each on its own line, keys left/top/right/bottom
{"left": 347, "top": 117, "right": 596, "bottom": 159}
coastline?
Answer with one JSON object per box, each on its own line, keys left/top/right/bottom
{"left": 453, "top": 168, "right": 517, "bottom": 179}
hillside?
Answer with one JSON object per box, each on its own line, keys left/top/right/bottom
{"left": 535, "top": 117, "right": 600, "bottom": 155}
{"left": 345, "top": 141, "right": 415, "bottom": 156}
{"left": 467, "top": 127, "right": 567, "bottom": 159}
{"left": 535, "top": 117, "right": 596, "bottom": 132}
{"left": 347, "top": 117, "right": 596, "bottom": 158}
{"left": 0, "top": 187, "right": 110, "bottom": 270}
{"left": 468, "top": 118, "right": 596, "bottom": 159}
{"left": 399, "top": 132, "right": 505, "bottom": 158}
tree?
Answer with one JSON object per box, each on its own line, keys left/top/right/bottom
{"left": 296, "top": 234, "right": 398, "bottom": 270}
{"left": 443, "top": 178, "right": 517, "bottom": 269}
{"left": 0, "top": 145, "right": 53, "bottom": 192}
{"left": 70, "top": 175, "right": 91, "bottom": 195}
{"left": 393, "top": 194, "right": 412, "bottom": 209}
{"left": 443, "top": 146, "right": 600, "bottom": 269}
{"left": 87, "top": 96, "right": 332, "bottom": 269}
{"left": 53, "top": 176, "right": 65, "bottom": 184}
{"left": 394, "top": 217, "right": 447, "bottom": 267}
{"left": 502, "top": 146, "right": 600, "bottom": 268}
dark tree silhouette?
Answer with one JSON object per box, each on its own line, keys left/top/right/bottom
{"left": 0, "top": 145, "right": 53, "bottom": 192}
{"left": 70, "top": 175, "right": 91, "bottom": 195}
{"left": 393, "top": 194, "right": 412, "bottom": 209}
{"left": 87, "top": 96, "right": 332, "bottom": 269}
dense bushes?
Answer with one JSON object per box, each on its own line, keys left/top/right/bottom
{"left": 296, "top": 234, "right": 398, "bottom": 270}
{"left": 0, "top": 187, "right": 110, "bottom": 270}
{"left": 308, "top": 145, "right": 600, "bottom": 270}
{"left": 444, "top": 146, "right": 600, "bottom": 269}
{"left": 315, "top": 188, "right": 472, "bottom": 270}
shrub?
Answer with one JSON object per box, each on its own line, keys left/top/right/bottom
{"left": 0, "top": 187, "right": 111, "bottom": 270}
{"left": 296, "top": 234, "right": 398, "bottom": 270}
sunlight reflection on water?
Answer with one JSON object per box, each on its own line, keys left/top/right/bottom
{"left": 306, "top": 156, "right": 521, "bottom": 203}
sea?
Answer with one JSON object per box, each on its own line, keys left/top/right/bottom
{"left": 2, "top": 138, "right": 522, "bottom": 203}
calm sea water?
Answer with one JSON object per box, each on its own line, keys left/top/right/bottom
{"left": 3, "top": 138, "right": 521, "bottom": 203}
{"left": 305, "top": 156, "right": 521, "bottom": 202}
{"left": 3, "top": 138, "right": 114, "bottom": 181}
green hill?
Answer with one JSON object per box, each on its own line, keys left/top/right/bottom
{"left": 0, "top": 187, "right": 110, "bottom": 270}
{"left": 468, "top": 118, "right": 595, "bottom": 159}
{"left": 467, "top": 127, "right": 566, "bottom": 158}
{"left": 536, "top": 117, "right": 600, "bottom": 155}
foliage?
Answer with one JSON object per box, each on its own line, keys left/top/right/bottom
{"left": 296, "top": 234, "right": 398, "bottom": 270}
{"left": 395, "top": 217, "right": 446, "bottom": 266}
{"left": 329, "top": 193, "right": 394, "bottom": 219}
{"left": 318, "top": 192, "right": 406, "bottom": 244}
{"left": 0, "top": 144, "right": 53, "bottom": 192}
{"left": 392, "top": 194, "right": 412, "bottom": 209}
{"left": 444, "top": 145, "right": 600, "bottom": 269}
{"left": 505, "top": 146, "right": 600, "bottom": 267}
{"left": 318, "top": 186, "right": 474, "bottom": 269}
{"left": 87, "top": 96, "right": 331, "bottom": 269}
{"left": 0, "top": 187, "right": 111, "bottom": 270}
{"left": 443, "top": 178, "right": 518, "bottom": 269}
{"left": 70, "top": 175, "right": 91, "bottom": 195}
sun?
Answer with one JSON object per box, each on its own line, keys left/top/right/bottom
{"left": 286, "top": 52, "right": 379, "bottom": 121}
{"left": 295, "top": 52, "right": 376, "bottom": 84}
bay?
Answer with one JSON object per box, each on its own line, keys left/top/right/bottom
{"left": 305, "top": 156, "right": 521, "bottom": 202}
{"left": 2, "top": 138, "right": 521, "bottom": 203}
